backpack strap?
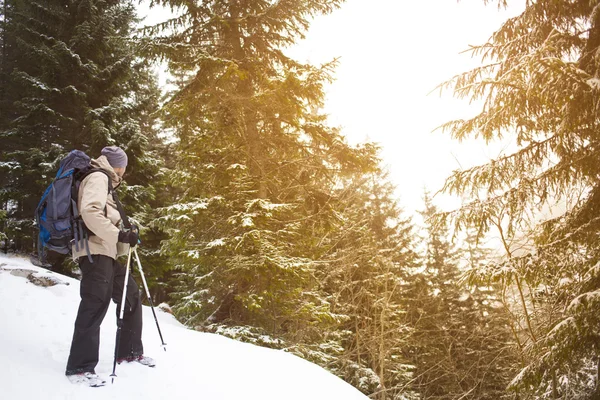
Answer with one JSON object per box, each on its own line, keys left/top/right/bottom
{"left": 111, "top": 190, "right": 132, "bottom": 230}
{"left": 78, "top": 169, "right": 131, "bottom": 228}
{"left": 76, "top": 168, "right": 112, "bottom": 195}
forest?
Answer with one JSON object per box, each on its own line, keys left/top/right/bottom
{"left": 2, "top": 0, "right": 600, "bottom": 399}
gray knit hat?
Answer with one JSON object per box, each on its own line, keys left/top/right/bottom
{"left": 101, "top": 146, "right": 128, "bottom": 168}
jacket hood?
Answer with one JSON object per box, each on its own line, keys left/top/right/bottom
{"left": 91, "top": 155, "right": 122, "bottom": 189}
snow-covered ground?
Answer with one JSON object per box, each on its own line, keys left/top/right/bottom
{"left": 0, "top": 253, "right": 367, "bottom": 400}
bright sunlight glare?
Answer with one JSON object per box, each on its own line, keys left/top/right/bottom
{"left": 287, "top": 0, "right": 527, "bottom": 214}
{"left": 139, "top": 0, "right": 527, "bottom": 215}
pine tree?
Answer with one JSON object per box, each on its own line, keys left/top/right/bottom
{"left": 0, "top": 0, "right": 166, "bottom": 275}
{"left": 437, "top": 1, "right": 600, "bottom": 397}
{"left": 407, "top": 192, "right": 464, "bottom": 399}
{"left": 406, "top": 193, "right": 515, "bottom": 400}
{"left": 147, "top": 0, "right": 378, "bottom": 338}
{"left": 460, "top": 226, "right": 519, "bottom": 400}
{"left": 318, "top": 172, "right": 419, "bottom": 399}
{"left": 119, "top": 63, "right": 172, "bottom": 300}
{"left": 0, "top": 0, "right": 9, "bottom": 252}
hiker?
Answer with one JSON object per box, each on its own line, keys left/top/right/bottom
{"left": 65, "top": 146, "right": 154, "bottom": 385}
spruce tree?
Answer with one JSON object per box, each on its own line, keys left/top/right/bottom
{"left": 143, "top": 6, "right": 424, "bottom": 399}
{"left": 408, "top": 192, "right": 464, "bottom": 399}
{"left": 437, "top": 0, "right": 600, "bottom": 397}
{"left": 317, "top": 171, "right": 419, "bottom": 399}
{"left": 0, "top": 0, "right": 166, "bottom": 275}
{"left": 147, "top": 0, "right": 378, "bottom": 338}
{"left": 406, "top": 193, "right": 515, "bottom": 400}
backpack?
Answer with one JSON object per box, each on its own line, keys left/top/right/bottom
{"left": 35, "top": 150, "right": 129, "bottom": 264}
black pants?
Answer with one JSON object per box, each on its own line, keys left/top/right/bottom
{"left": 66, "top": 254, "right": 143, "bottom": 375}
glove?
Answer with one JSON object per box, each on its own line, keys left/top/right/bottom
{"left": 118, "top": 230, "right": 139, "bottom": 246}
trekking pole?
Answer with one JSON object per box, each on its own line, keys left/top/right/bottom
{"left": 110, "top": 246, "right": 133, "bottom": 383}
{"left": 133, "top": 247, "right": 167, "bottom": 351}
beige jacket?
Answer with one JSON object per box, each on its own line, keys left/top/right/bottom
{"left": 72, "top": 156, "right": 129, "bottom": 261}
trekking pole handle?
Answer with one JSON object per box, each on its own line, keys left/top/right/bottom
{"left": 130, "top": 224, "right": 141, "bottom": 246}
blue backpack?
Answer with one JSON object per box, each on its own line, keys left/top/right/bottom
{"left": 35, "top": 150, "right": 126, "bottom": 264}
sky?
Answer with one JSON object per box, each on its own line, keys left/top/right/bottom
{"left": 0, "top": 253, "right": 368, "bottom": 399}
{"left": 286, "top": 0, "right": 527, "bottom": 214}
{"left": 139, "top": 0, "right": 527, "bottom": 216}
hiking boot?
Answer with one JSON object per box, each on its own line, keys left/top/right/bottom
{"left": 67, "top": 372, "right": 106, "bottom": 387}
{"left": 117, "top": 355, "right": 156, "bottom": 368}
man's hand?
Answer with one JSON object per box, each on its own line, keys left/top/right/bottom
{"left": 118, "top": 230, "right": 139, "bottom": 246}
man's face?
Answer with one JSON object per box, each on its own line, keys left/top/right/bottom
{"left": 114, "top": 167, "right": 126, "bottom": 178}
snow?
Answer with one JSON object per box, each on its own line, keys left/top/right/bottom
{"left": 185, "top": 249, "right": 200, "bottom": 259}
{"left": 194, "top": 271, "right": 213, "bottom": 283}
{"left": 548, "top": 317, "right": 575, "bottom": 338}
{"left": 0, "top": 253, "right": 367, "bottom": 400}
{"left": 458, "top": 292, "right": 471, "bottom": 302}
{"left": 567, "top": 290, "right": 600, "bottom": 313}
{"left": 586, "top": 78, "right": 600, "bottom": 90}
{"left": 0, "top": 161, "right": 21, "bottom": 170}
{"left": 508, "top": 364, "right": 532, "bottom": 389}
{"left": 206, "top": 238, "right": 225, "bottom": 248}
{"left": 164, "top": 200, "right": 210, "bottom": 211}
{"left": 246, "top": 198, "right": 290, "bottom": 211}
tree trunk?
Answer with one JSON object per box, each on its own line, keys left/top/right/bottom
{"left": 378, "top": 284, "right": 388, "bottom": 400}
{"left": 596, "top": 357, "right": 600, "bottom": 395}
{"left": 495, "top": 219, "right": 537, "bottom": 343}
{"left": 580, "top": 5, "right": 600, "bottom": 72}
{"left": 228, "top": 3, "right": 267, "bottom": 200}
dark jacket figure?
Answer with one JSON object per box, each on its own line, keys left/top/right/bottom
{"left": 66, "top": 146, "right": 145, "bottom": 377}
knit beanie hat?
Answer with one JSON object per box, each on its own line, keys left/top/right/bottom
{"left": 101, "top": 146, "right": 128, "bottom": 168}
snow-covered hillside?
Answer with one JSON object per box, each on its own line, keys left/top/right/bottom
{"left": 0, "top": 253, "right": 367, "bottom": 400}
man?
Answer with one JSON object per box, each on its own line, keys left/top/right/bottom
{"left": 65, "top": 146, "right": 154, "bottom": 387}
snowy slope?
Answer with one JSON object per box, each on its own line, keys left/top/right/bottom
{"left": 0, "top": 254, "right": 367, "bottom": 400}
